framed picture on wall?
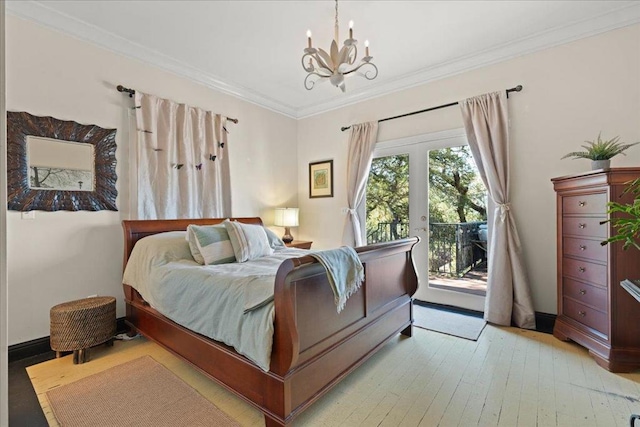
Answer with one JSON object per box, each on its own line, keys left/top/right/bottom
{"left": 309, "top": 159, "right": 333, "bottom": 198}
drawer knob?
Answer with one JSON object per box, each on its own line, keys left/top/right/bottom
{"left": 579, "top": 245, "right": 587, "bottom": 251}
{"left": 579, "top": 289, "right": 586, "bottom": 295}
{"left": 578, "top": 223, "right": 586, "bottom": 229}
{"left": 578, "top": 267, "right": 586, "bottom": 273}
{"left": 578, "top": 310, "right": 586, "bottom": 317}
{"left": 578, "top": 201, "right": 586, "bottom": 207}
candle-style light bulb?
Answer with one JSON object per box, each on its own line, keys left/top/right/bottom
{"left": 349, "top": 20, "right": 354, "bottom": 39}
{"left": 365, "top": 39, "right": 370, "bottom": 56}
{"left": 306, "top": 30, "right": 312, "bottom": 48}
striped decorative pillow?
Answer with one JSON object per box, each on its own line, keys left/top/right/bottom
{"left": 223, "top": 220, "right": 273, "bottom": 262}
{"left": 186, "top": 224, "right": 236, "bottom": 265}
{"left": 185, "top": 226, "right": 207, "bottom": 264}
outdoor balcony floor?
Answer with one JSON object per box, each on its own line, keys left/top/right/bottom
{"left": 429, "top": 263, "right": 487, "bottom": 296}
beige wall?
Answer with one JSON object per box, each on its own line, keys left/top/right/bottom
{"left": 6, "top": 16, "right": 298, "bottom": 344}
{"left": 297, "top": 24, "right": 640, "bottom": 315}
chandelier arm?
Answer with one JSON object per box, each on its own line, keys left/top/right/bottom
{"left": 304, "top": 72, "right": 327, "bottom": 90}
{"left": 301, "top": 53, "right": 315, "bottom": 72}
{"left": 313, "top": 59, "right": 333, "bottom": 76}
{"left": 302, "top": 52, "right": 333, "bottom": 76}
{"left": 343, "top": 62, "right": 379, "bottom": 80}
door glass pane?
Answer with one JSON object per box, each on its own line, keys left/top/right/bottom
{"left": 428, "top": 145, "right": 488, "bottom": 295}
{"left": 366, "top": 154, "right": 409, "bottom": 244}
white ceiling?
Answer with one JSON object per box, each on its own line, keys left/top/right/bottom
{"left": 7, "top": 1, "right": 640, "bottom": 118}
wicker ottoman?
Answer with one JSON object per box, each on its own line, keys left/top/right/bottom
{"left": 50, "top": 296, "right": 116, "bottom": 364}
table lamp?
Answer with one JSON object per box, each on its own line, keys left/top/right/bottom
{"left": 274, "top": 207, "right": 299, "bottom": 243}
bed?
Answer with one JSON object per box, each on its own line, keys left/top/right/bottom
{"left": 122, "top": 217, "right": 419, "bottom": 426}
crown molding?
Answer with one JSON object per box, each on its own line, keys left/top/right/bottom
{"left": 7, "top": 1, "right": 640, "bottom": 120}
{"left": 296, "top": 3, "right": 640, "bottom": 119}
{"left": 6, "top": 1, "right": 299, "bottom": 118}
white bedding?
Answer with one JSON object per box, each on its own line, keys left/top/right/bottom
{"left": 122, "top": 231, "right": 308, "bottom": 371}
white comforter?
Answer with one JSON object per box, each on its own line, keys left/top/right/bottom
{"left": 122, "top": 231, "right": 308, "bottom": 371}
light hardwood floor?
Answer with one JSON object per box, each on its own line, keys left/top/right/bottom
{"left": 27, "top": 325, "right": 640, "bottom": 426}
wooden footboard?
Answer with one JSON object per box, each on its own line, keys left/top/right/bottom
{"left": 122, "top": 218, "right": 418, "bottom": 426}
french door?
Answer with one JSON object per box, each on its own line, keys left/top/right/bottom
{"left": 363, "top": 130, "right": 487, "bottom": 312}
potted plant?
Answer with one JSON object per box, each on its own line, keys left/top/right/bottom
{"left": 561, "top": 134, "right": 638, "bottom": 170}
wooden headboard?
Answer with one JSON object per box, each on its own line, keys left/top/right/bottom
{"left": 121, "top": 217, "right": 263, "bottom": 269}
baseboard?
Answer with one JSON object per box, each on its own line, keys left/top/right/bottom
{"left": 534, "top": 312, "right": 556, "bottom": 334}
{"left": 8, "top": 317, "right": 128, "bottom": 363}
{"left": 413, "top": 299, "right": 484, "bottom": 318}
{"left": 8, "top": 336, "right": 52, "bottom": 363}
{"left": 413, "top": 300, "right": 557, "bottom": 334}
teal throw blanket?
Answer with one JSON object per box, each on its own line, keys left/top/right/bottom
{"left": 309, "top": 246, "right": 364, "bottom": 313}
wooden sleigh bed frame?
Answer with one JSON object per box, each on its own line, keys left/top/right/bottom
{"left": 122, "top": 217, "right": 419, "bottom": 426}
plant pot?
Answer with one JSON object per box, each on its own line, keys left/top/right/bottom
{"left": 591, "top": 159, "right": 611, "bottom": 170}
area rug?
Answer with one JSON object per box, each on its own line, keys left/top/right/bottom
{"left": 413, "top": 304, "right": 486, "bottom": 341}
{"left": 46, "top": 355, "right": 239, "bottom": 427}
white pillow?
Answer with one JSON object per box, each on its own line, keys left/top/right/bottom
{"left": 263, "top": 227, "right": 286, "bottom": 249}
{"left": 223, "top": 220, "right": 274, "bottom": 262}
{"left": 123, "top": 231, "right": 194, "bottom": 299}
{"left": 187, "top": 224, "right": 236, "bottom": 265}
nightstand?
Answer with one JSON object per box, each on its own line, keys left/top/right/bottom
{"left": 285, "top": 240, "right": 312, "bottom": 249}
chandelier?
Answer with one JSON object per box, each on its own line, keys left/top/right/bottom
{"left": 302, "top": 0, "right": 378, "bottom": 92}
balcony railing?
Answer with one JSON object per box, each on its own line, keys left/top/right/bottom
{"left": 429, "top": 222, "right": 486, "bottom": 277}
{"left": 367, "top": 221, "right": 487, "bottom": 277}
{"left": 367, "top": 221, "right": 410, "bottom": 244}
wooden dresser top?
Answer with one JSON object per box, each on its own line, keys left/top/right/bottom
{"left": 552, "top": 167, "right": 640, "bottom": 191}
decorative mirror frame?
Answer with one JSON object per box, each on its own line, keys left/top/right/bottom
{"left": 7, "top": 111, "right": 118, "bottom": 211}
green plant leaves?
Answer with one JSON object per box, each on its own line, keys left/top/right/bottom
{"left": 561, "top": 133, "right": 639, "bottom": 160}
{"left": 601, "top": 178, "right": 640, "bottom": 251}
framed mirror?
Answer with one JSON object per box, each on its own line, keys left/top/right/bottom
{"left": 28, "top": 136, "right": 95, "bottom": 191}
{"left": 7, "top": 112, "right": 118, "bottom": 211}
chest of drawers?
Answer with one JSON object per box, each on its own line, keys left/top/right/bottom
{"left": 552, "top": 168, "right": 640, "bottom": 372}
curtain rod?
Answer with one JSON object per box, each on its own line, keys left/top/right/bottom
{"left": 340, "top": 85, "right": 523, "bottom": 132}
{"left": 116, "top": 85, "right": 239, "bottom": 124}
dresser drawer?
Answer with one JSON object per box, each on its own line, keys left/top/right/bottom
{"left": 563, "top": 193, "right": 607, "bottom": 215}
{"left": 563, "top": 237, "right": 607, "bottom": 262}
{"left": 563, "top": 278, "right": 607, "bottom": 312}
{"left": 562, "top": 257, "right": 607, "bottom": 287}
{"left": 563, "top": 298, "right": 608, "bottom": 336}
{"left": 562, "top": 217, "right": 607, "bottom": 238}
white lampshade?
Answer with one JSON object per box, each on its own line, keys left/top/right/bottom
{"left": 274, "top": 208, "right": 299, "bottom": 227}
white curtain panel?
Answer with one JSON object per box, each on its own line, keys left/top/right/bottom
{"left": 134, "top": 92, "right": 231, "bottom": 219}
{"left": 459, "top": 91, "right": 536, "bottom": 329}
{"left": 344, "top": 121, "right": 379, "bottom": 246}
